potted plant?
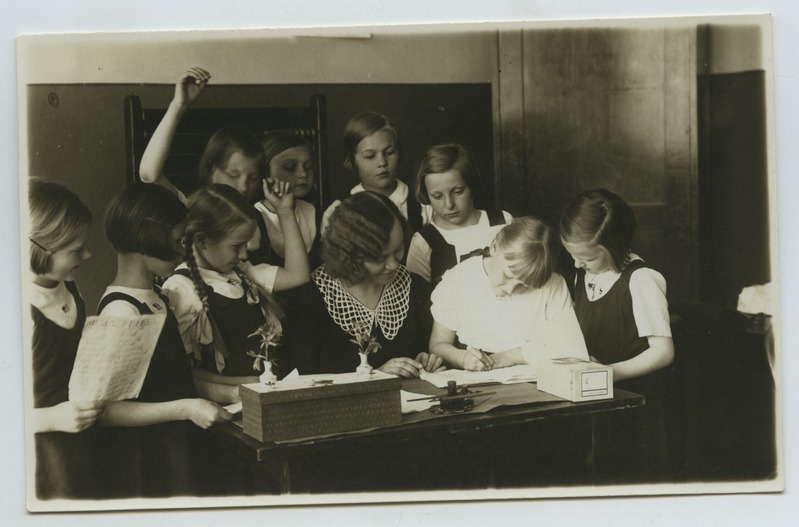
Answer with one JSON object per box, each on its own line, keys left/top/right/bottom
{"left": 350, "top": 321, "right": 381, "bottom": 375}
{"left": 247, "top": 322, "right": 282, "bottom": 385}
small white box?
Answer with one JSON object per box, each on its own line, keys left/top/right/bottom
{"left": 536, "top": 357, "right": 613, "bottom": 402}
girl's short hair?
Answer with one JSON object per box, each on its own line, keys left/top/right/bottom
{"left": 414, "top": 143, "right": 484, "bottom": 205}
{"left": 559, "top": 188, "right": 636, "bottom": 271}
{"left": 199, "top": 125, "right": 267, "bottom": 186}
{"left": 494, "top": 216, "right": 558, "bottom": 289}
{"left": 104, "top": 182, "right": 187, "bottom": 260}
{"left": 29, "top": 178, "right": 92, "bottom": 275}
{"left": 262, "top": 131, "right": 315, "bottom": 174}
{"left": 322, "top": 192, "right": 408, "bottom": 283}
{"left": 342, "top": 112, "right": 400, "bottom": 173}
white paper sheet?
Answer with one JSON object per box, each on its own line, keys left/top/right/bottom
{"left": 68, "top": 314, "right": 166, "bottom": 402}
{"left": 419, "top": 364, "right": 538, "bottom": 388}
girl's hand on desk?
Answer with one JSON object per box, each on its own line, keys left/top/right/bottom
{"left": 47, "top": 400, "right": 105, "bottom": 433}
{"left": 378, "top": 357, "right": 424, "bottom": 378}
{"left": 463, "top": 347, "right": 493, "bottom": 371}
{"left": 416, "top": 352, "right": 446, "bottom": 373}
{"left": 183, "top": 399, "right": 232, "bottom": 429}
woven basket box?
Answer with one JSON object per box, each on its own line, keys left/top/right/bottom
{"left": 239, "top": 370, "right": 402, "bottom": 442}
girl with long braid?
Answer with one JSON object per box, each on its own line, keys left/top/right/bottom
{"left": 162, "top": 181, "right": 309, "bottom": 404}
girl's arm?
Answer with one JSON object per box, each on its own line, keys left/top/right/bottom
{"left": 32, "top": 400, "right": 104, "bottom": 433}
{"left": 191, "top": 368, "right": 258, "bottom": 405}
{"left": 139, "top": 67, "right": 210, "bottom": 195}
{"left": 429, "top": 321, "right": 493, "bottom": 371}
{"left": 97, "top": 397, "right": 230, "bottom": 429}
{"left": 265, "top": 180, "right": 311, "bottom": 291}
{"left": 606, "top": 336, "right": 675, "bottom": 382}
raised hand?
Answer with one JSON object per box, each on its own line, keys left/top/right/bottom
{"left": 174, "top": 67, "right": 211, "bottom": 108}
{"left": 263, "top": 177, "right": 296, "bottom": 214}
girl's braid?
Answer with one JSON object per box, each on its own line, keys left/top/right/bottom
{"left": 183, "top": 234, "right": 212, "bottom": 308}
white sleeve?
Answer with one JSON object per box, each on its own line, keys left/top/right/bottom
{"left": 161, "top": 274, "right": 205, "bottom": 357}
{"left": 502, "top": 210, "right": 514, "bottom": 222}
{"left": 405, "top": 232, "right": 433, "bottom": 283}
{"left": 240, "top": 261, "right": 278, "bottom": 294}
{"left": 520, "top": 275, "right": 589, "bottom": 364}
{"left": 629, "top": 268, "right": 672, "bottom": 338}
{"left": 98, "top": 299, "right": 141, "bottom": 318}
{"left": 429, "top": 268, "right": 463, "bottom": 332}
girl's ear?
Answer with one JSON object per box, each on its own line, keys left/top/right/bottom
{"left": 193, "top": 233, "right": 207, "bottom": 251}
{"left": 489, "top": 240, "right": 498, "bottom": 256}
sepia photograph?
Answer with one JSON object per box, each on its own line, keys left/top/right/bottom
{"left": 5, "top": 1, "right": 797, "bottom": 525}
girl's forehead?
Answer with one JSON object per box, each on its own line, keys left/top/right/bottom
{"left": 563, "top": 238, "right": 602, "bottom": 254}
{"left": 357, "top": 130, "right": 395, "bottom": 151}
{"left": 425, "top": 169, "right": 465, "bottom": 188}
{"left": 224, "top": 220, "right": 256, "bottom": 241}
{"left": 223, "top": 150, "right": 262, "bottom": 171}
{"left": 271, "top": 145, "right": 312, "bottom": 163}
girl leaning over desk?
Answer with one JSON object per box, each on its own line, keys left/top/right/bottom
{"left": 429, "top": 216, "right": 589, "bottom": 371}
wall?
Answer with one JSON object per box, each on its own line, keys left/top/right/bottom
{"left": 698, "top": 24, "right": 771, "bottom": 308}
{"left": 498, "top": 26, "right": 698, "bottom": 303}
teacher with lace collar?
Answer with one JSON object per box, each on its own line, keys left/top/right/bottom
{"left": 281, "top": 191, "right": 445, "bottom": 377}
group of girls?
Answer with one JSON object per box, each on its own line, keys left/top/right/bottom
{"left": 29, "top": 67, "right": 674, "bottom": 499}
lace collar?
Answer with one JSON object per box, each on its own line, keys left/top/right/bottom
{"left": 312, "top": 265, "right": 411, "bottom": 341}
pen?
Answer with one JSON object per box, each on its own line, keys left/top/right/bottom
{"left": 407, "top": 391, "right": 497, "bottom": 402}
{"left": 478, "top": 348, "right": 492, "bottom": 371}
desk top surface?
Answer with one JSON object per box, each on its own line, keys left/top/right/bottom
{"left": 212, "top": 380, "right": 644, "bottom": 462}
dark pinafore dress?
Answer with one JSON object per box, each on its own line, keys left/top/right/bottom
{"left": 418, "top": 209, "right": 506, "bottom": 287}
{"left": 32, "top": 281, "right": 103, "bottom": 499}
{"left": 94, "top": 289, "right": 200, "bottom": 498}
{"left": 574, "top": 260, "right": 674, "bottom": 481}
{"left": 173, "top": 268, "right": 271, "bottom": 378}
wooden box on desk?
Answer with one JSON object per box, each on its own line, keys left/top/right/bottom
{"left": 239, "top": 371, "right": 402, "bottom": 442}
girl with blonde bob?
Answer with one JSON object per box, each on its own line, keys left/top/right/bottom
{"left": 429, "top": 216, "right": 588, "bottom": 371}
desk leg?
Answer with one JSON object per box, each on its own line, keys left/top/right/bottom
{"left": 589, "top": 414, "right": 611, "bottom": 483}
{"left": 278, "top": 458, "right": 291, "bottom": 495}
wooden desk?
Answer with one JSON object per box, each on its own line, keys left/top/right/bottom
{"left": 208, "top": 381, "right": 644, "bottom": 494}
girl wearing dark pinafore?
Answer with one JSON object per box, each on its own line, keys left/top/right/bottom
{"left": 28, "top": 179, "right": 102, "bottom": 499}
{"left": 560, "top": 188, "right": 675, "bottom": 481}
{"left": 95, "top": 182, "right": 230, "bottom": 498}
{"left": 406, "top": 144, "right": 511, "bottom": 287}
{"left": 162, "top": 183, "right": 309, "bottom": 404}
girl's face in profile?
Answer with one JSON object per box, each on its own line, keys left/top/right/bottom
{"left": 212, "top": 151, "right": 263, "bottom": 203}
{"left": 196, "top": 220, "right": 256, "bottom": 274}
{"left": 562, "top": 239, "right": 613, "bottom": 275}
{"left": 37, "top": 226, "right": 91, "bottom": 286}
{"left": 425, "top": 169, "right": 477, "bottom": 230}
{"left": 353, "top": 130, "right": 398, "bottom": 194}
{"left": 485, "top": 246, "right": 529, "bottom": 298}
{"left": 361, "top": 219, "right": 404, "bottom": 286}
{"left": 269, "top": 145, "right": 314, "bottom": 199}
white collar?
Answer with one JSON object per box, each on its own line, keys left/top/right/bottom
{"left": 351, "top": 180, "right": 409, "bottom": 207}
